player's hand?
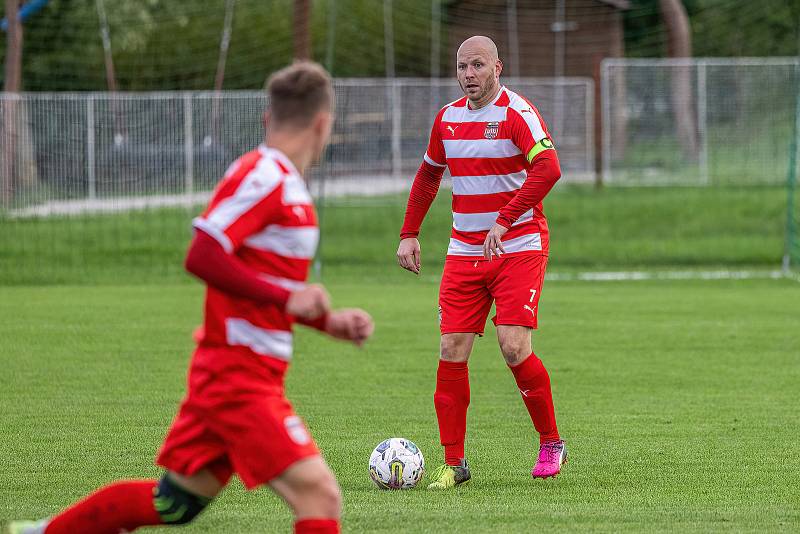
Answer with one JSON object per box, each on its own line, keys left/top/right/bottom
{"left": 397, "top": 238, "right": 421, "bottom": 275}
{"left": 325, "top": 308, "right": 374, "bottom": 346}
{"left": 483, "top": 224, "right": 508, "bottom": 261}
{"left": 286, "top": 284, "right": 331, "bottom": 320}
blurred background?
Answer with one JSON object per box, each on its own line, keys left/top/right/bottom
{"left": 0, "top": 0, "right": 799, "bottom": 283}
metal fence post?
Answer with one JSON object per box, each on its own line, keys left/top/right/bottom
{"left": 184, "top": 93, "right": 194, "bottom": 207}
{"left": 86, "top": 95, "right": 96, "bottom": 200}
{"left": 585, "top": 78, "right": 595, "bottom": 179}
{"left": 697, "top": 60, "right": 709, "bottom": 185}
{"left": 601, "top": 60, "right": 612, "bottom": 185}
{"left": 391, "top": 78, "right": 402, "bottom": 181}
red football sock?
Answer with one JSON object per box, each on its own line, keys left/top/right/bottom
{"left": 509, "top": 353, "right": 560, "bottom": 444}
{"left": 295, "top": 518, "right": 340, "bottom": 534}
{"left": 433, "top": 359, "right": 470, "bottom": 465}
{"left": 45, "top": 480, "right": 162, "bottom": 534}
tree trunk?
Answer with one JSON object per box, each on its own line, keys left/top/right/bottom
{"left": 660, "top": 0, "right": 699, "bottom": 161}
{"left": 2, "top": 0, "right": 23, "bottom": 208}
{"left": 293, "top": 0, "right": 311, "bottom": 61}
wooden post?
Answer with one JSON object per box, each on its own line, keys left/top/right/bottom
{"left": 660, "top": 0, "right": 698, "bottom": 161}
{"left": 2, "top": 0, "right": 23, "bottom": 207}
{"left": 293, "top": 0, "right": 311, "bottom": 60}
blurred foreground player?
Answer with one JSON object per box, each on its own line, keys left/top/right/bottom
{"left": 6, "top": 61, "right": 373, "bottom": 534}
{"left": 396, "top": 36, "right": 565, "bottom": 489}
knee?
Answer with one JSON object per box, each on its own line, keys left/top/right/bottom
{"left": 304, "top": 473, "right": 342, "bottom": 517}
{"left": 440, "top": 336, "right": 471, "bottom": 362}
{"left": 499, "top": 338, "right": 530, "bottom": 366}
{"left": 154, "top": 475, "right": 211, "bottom": 525}
{"left": 317, "top": 476, "right": 342, "bottom": 516}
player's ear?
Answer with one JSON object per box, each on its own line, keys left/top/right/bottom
{"left": 495, "top": 59, "right": 503, "bottom": 79}
{"left": 263, "top": 110, "right": 271, "bottom": 130}
{"left": 315, "top": 110, "right": 333, "bottom": 139}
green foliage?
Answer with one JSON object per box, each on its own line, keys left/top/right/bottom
{"left": 0, "top": 0, "right": 443, "bottom": 91}
{"left": 4, "top": 0, "right": 797, "bottom": 90}
{"left": 625, "top": 0, "right": 800, "bottom": 58}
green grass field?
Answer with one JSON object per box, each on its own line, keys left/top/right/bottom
{"left": 0, "top": 184, "right": 793, "bottom": 284}
{"left": 1, "top": 276, "right": 799, "bottom": 532}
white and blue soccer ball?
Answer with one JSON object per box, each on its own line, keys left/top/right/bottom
{"left": 368, "top": 438, "right": 425, "bottom": 489}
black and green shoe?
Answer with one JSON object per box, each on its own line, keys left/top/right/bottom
{"left": 426, "top": 459, "right": 471, "bottom": 490}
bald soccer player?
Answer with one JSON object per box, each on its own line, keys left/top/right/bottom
{"left": 397, "top": 36, "right": 566, "bottom": 488}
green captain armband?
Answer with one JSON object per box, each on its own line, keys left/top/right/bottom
{"left": 526, "top": 138, "right": 555, "bottom": 163}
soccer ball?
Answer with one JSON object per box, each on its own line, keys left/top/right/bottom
{"left": 368, "top": 438, "right": 425, "bottom": 490}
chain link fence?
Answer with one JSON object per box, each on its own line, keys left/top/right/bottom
{"left": 601, "top": 58, "right": 799, "bottom": 186}
{"left": 0, "top": 78, "right": 594, "bottom": 217}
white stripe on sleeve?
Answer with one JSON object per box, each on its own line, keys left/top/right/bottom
{"left": 507, "top": 91, "right": 548, "bottom": 143}
{"left": 193, "top": 217, "right": 234, "bottom": 253}
{"left": 424, "top": 153, "right": 447, "bottom": 167}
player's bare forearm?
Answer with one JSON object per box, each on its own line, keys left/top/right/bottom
{"left": 496, "top": 150, "right": 561, "bottom": 228}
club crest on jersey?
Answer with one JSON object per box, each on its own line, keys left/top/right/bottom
{"left": 484, "top": 121, "right": 499, "bottom": 140}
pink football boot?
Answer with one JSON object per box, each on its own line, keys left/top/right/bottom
{"left": 532, "top": 440, "right": 567, "bottom": 479}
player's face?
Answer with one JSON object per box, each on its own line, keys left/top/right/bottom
{"left": 457, "top": 49, "right": 500, "bottom": 107}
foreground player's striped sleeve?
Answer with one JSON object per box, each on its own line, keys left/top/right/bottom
{"left": 193, "top": 155, "right": 283, "bottom": 253}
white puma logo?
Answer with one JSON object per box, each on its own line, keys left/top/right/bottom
{"left": 446, "top": 124, "right": 459, "bottom": 136}
{"left": 292, "top": 205, "right": 307, "bottom": 222}
{"left": 524, "top": 304, "right": 537, "bottom": 316}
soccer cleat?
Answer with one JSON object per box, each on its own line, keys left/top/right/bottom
{"left": 532, "top": 440, "right": 567, "bottom": 479}
{"left": 4, "top": 520, "right": 48, "bottom": 534}
{"left": 426, "top": 459, "right": 471, "bottom": 489}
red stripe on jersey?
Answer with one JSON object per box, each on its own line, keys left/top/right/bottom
{"left": 223, "top": 186, "right": 284, "bottom": 250}
{"left": 448, "top": 155, "right": 528, "bottom": 177}
{"left": 264, "top": 204, "right": 317, "bottom": 228}
{"left": 451, "top": 219, "right": 543, "bottom": 245}
{"left": 441, "top": 121, "right": 510, "bottom": 140}
{"left": 452, "top": 190, "right": 517, "bottom": 213}
{"left": 495, "top": 91, "right": 511, "bottom": 107}
{"left": 203, "top": 150, "right": 262, "bottom": 215}
{"left": 274, "top": 159, "right": 292, "bottom": 175}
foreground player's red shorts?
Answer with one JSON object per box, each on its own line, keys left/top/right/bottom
{"left": 156, "top": 346, "right": 319, "bottom": 489}
{"left": 439, "top": 253, "right": 548, "bottom": 335}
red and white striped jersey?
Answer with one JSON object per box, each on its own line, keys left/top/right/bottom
{"left": 425, "top": 86, "right": 553, "bottom": 258}
{"left": 192, "top": 146, "right": 318, "bottom": 367}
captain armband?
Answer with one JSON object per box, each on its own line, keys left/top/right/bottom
{"left": 526, "top": 138, "right": 555, "bottom": 163}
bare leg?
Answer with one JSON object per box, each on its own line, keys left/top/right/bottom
{"left": 269, "top": 456, "right": 342, "bottom": 520}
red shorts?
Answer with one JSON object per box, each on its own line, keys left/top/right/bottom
{"left": 439, "top": 253, "right": 548, "bottom": 335}
{"left": 156, "top": 347, "right": 319, "bottom": 489}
